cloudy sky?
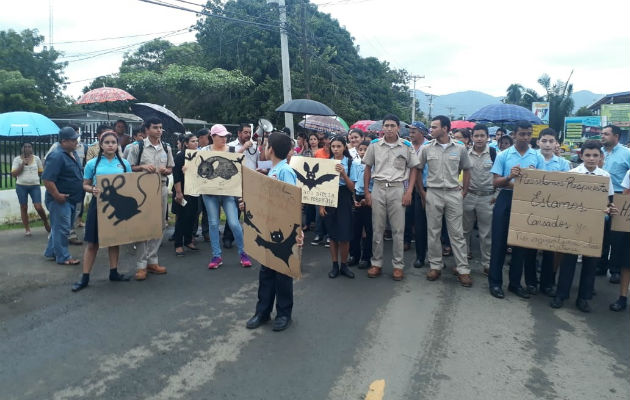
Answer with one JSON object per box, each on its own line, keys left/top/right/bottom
{"left": 2, "top": 0, "right": 629, "bottom": 99}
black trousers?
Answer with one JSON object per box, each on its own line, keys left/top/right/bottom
{"left": 538, "top": 250, "right": 557, "bottom": 290}
{"left": 255, "top": 266, "right": 293, "bottom": 319}
{"left": 413, "top": 191, "right": 428, "bottom": 262}
{"left": 192, "top": 196, "right": 209, "bottom": 236}
{"left": 173, "top": 195, "right": 198, "bottom": 248}
{"left": 609, "top": 231, "right": 630, "bottom": 273}
{"left": 556, "top": 254, "right": 597, "bottom": 300}
{"left": 350, "top": 195, "right": 373, "bottom": 261}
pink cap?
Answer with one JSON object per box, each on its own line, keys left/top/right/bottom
{"left": 210, "top": 124, "right": 229, "bottom": 136}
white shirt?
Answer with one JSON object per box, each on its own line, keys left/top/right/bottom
{"left": 228, "top": 139, "right": 259, "bottom": 169}
{"left": 570, "top": 164, "right": 614, "bottom": 196}
{"left": 348, "top": 147, "right": 361, "bottom": 162}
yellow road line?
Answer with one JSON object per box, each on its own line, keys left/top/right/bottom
{"left": 365, "top": 379, "right": 385, "bottom": 400}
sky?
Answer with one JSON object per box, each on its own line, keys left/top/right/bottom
{"left": 1, "top": 0, "right": 629, "bottom": 101}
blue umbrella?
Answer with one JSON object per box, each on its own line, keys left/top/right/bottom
{"left": 467, "top": 104, "right": 543, "bottom": 124}
{"left": 0, "top": 111, "right": 60, "bottom": 136}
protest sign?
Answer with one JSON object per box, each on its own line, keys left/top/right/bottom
{"left": 242, "top": 167, "right": 302, "bottom": 279}
{"left": 507, "top": 170, "right": 609, "bottom": 257}
{"left": 97, "top": 172, "right": 163, "bottom": 248}
{"left": 611, "top": 193, "right": 630, "bottom": 232}
{"left": 183, "top": 149, "right": 244, "bottom": 196}
{"left": 289, "top": 156, "right": 340, "bottom": 207}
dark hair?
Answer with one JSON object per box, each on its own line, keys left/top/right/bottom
{"left": 195, "top": 128, "right": 209, "bottom": 138}
{"left": 472, "top": 124, "right": 489, "bottom": 135}
{"left": 359, "top": 140, "right": 371, "bottom": 148}
{"left": 432, "top": 115, "right": 451, "bottom": 131}
{"left": 281, "top": 127, "right": 292, "bottom": 135}
{"left": 181, "top": 133, "right": 195, "bottom": 146}
{"left": 496, "top": 128, "right": 507, "bottom": 135}
{"left": 349, "top": 128, "right": 365, "bottom": 137}
{"left": 603, "top": 124, "right": 621, "bottom": 137}
{"left": 452, "top": 128, "right": 471, "bottom": 142}
{"left": 368, "top": 133, "right": 378, "bottom": 140}
{"left": 267, "top": 132, "right": 293, "bottom": 159}
{"left": 382, "top": 114, "right": 400, "bottom": 126}
{"left": 144, "top": 117, "right": 162, "bottom": 128}
{"left": 297, "top": 132, "right": 307, "bottom": 139}
{"left": 114, "top": 119, "right": 128, "bottom": 128}
{"left": 96, "top": 124, "right": 111, "bottom": 135}
{"left": 330, "top": 136, "right": 353, "bottom": 176}
{"left": 499, "top": 135, "right": 513, "bottom": 146}
{"left": 581, "top": 139, "right": 603, "bottom": 154}
{"left": 238, "top": 123, "right": 250, "bottom": 132}
{"left": 538, "top": 127, "right": 558, "bottom": 140}
{"left": 94, "top": 132, "right": 128, "bottom": 173}
{"left": 514, "top": 120, "right": 532, "bottom": 132}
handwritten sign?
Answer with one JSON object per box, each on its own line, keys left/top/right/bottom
{"left": 507, "top": 170, "right": 610, "bottom": 257}
{"left": 242, "top": 167, "right": 302, "bottom": 278}
{"left": 611, "top": 193, "right": 630, "bottom": 232}
{"left": 184, "top": 149, "right": 244, "bottom": 196}
{"left": 289, "top": 156, "right": 340, "bottom": 207}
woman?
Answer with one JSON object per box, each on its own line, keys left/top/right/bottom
{"left": 452, "top": 128, "right": 471, "bottom": 148}
{"left": 172, "top": 133, "right": 200, "bottom": 256}
{"left": 202, "top": 124, "right": 253, "bottom": 269}
{"left": 300, "top": 132, "right": 320, "bottom": 158}
{"left": 347, "top": 128, "right": 364, "bottom": 161}
{"left": 11, "top": 143, "right": 50, "bottom": 236}
{"left": 71, "top": 132, "right": 132, "bottom": 292}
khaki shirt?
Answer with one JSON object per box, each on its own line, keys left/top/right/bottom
{"left": 125, "top": 138, "right": 175, "bottom": 181}
{"left": 418, "top": 139, "right": 471, "bottom": 189}
{"left": 468, "top": 145, "right": 494, "bottom": 192}
{"left": 362, "top": 137, "right": 419, "bottom": 182}
{"left": 85, "top": 142, "right": 123, "bottom": 162}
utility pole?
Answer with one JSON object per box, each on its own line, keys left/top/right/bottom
{"left": 409, "top": 74, "right": 424, "bottom": 122}
{"left": 446, "top": 106, "right": 455, "bottom": 120}
{"left": 301, "top": 1, "right": 310, "bottom": 99}
{"left": 48, "top": 0, "right": 54, "bottom": 49}
{"left": 267, "top": 0, "right": 294, "bottom": 135}
{"left": 426, "top": 94, "right": 438, "bottom": 121}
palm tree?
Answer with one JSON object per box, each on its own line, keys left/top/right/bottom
{"left": 505, "top": 84, "right": 524, "bottom": 104}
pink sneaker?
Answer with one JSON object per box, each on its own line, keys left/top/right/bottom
{"left": 208, "top": 256, "right": 223, "bottom": 269}
{"left": 240, "top": 253, "right": 252, "bottom": 268}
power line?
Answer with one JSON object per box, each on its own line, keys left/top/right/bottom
{"left": 52, "top": 27, "right": 193, "bottom": 45}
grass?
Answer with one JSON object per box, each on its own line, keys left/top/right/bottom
{"left": 1, "top": 162, "right": 16, "bottom": 190}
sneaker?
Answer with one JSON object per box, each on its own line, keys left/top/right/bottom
{"left": 325, "top": 238, "right": 330, "bottom": 248}
{"left": 240, "top": 253, "right": 252, "bottom": 268}
{"left": 208, "top": 256, "right": 223, "bottom": 269}
{"left": 311, "top": 235, "right": 323, "bottom": 246}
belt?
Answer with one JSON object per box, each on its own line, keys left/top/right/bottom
{"left": 374, "top": 181, "right": 403, "bottom": 187}
{"left": 468, "top": 189, "right": 495, "bottom": 196}
{"left": 426, "top": 187, "right": 460, "bottom": 191}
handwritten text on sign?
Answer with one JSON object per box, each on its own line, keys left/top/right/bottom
{"left": 507, "top": 170, "right": 610, "bottom": 257}
{"left": 289, "top": 156, "right": 340, "bottom": 208}
{"left": 611, "top": 193, "right": 630, "bottom": 232}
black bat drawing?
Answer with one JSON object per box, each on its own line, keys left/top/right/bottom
{"left": 100, "top": 172, "right": 159, "bottom": 225}
{"left": 242, "top": 203, "right": 261, "bottom": 234}
{"left": 294, "top": 162, "right": 337, "bottom": 190}
{"left": 197, "top": 155, "right": 243, "bottom": 180}
{"left": 185, "top": 151, "right": 197, "bottom": 161}
{"left": 255, "top": 224, "right": 300, "bottom": 269}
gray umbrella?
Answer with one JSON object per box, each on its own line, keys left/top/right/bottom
{"left": 275, "top": 99, "right": 336, "bottom": 116}
{"left": 367, "top": 120, "right": 410, "bottom": 137}
{"left": 130, "top": 103, "right": 185, "bottom": 133}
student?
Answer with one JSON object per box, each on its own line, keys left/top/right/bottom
{"left": 350, "top": 140, "right": 373, "bottom": 269}
{"left": 71, "top": 132, "right": 132, "bottom": 292}
{"left": 311, "top": 132, "right": 332, "bottom": 246}
{"left": 300, "top": 132, "right": 320, "bottom": 231}
{"left": 610, "top": 168, "right": 630, "bottom": 312}
{"left": 300, "top": 132, "right": 320, "bottom": 158}
{"left": 322, "top": 136, "right": 360, "bottom": 279}
{"left": 172, "top": 133, "right": 200, "bottom": 256}
{"left": 12, "top": 142, "right": 50, "bottom": 236}
{"left": 245, "top": 132, "right": 304, "bottom": 332}
{"left": 347, "top": 128, "right": 365, "bottom": 161}
{"left": 550, "top": 140, "right": 615, "bottom": 312}
{"left": 498, "top": 135, "right": 513, "bottom": 152}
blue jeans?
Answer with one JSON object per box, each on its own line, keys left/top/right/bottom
{"left": 203, "top": 195, "right": 244, "bottom": 257}
{"left": 44, "top": 199, "right": 75, "bottom": 264}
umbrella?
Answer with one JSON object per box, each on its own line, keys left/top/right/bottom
{"left": 298, "top": 115, "right": 347, "bottom": 135}
{"left": 275, "top": 99, "right": 335, "bottom": 116}
{"left": 467, "top": 103, "right": 543, "bottom": 124}
{"left": 367, "top": 120, "right": 410, "bottom": 137}
{"left": 450, "top": 120, "right": 476, "bottom": 130}
{"left": 76, "top": 87, "right": 136, "bottom": 120}
{"left": 130, "top": 103, "right": 185, "bottom": 134}
{"left": 350, "top": 120, "right": 376, "bottom": 132}
{"left": 0, "top": 111, "right": 59, "bottom": 136}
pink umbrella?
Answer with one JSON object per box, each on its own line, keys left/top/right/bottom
{"left": 450, "top": 120, "right": 476, "bottom": 130}
{"left": 350, "top": 120, "right": 375, "bottom": 132}
{"left": 76, "top": 87, "right": 136, "bottom": 120}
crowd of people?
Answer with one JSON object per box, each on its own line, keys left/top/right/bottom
{"left": 10, "top": 113, "right": 630, "bottom": 331}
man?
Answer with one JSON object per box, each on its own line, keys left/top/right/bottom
{"left": 488, "top": 121, "right": 544, "bottom": 299}
{"left": 126, "top": 117, "right": 174, "bottom": 280}
{"left": 123, "top": 125, "right": 146, "bottom": 158}
{"left": 405, "top": 122, "right": 428, "bottom": 268}
{"left": 363, "top": 114, "right": 418, "bottom": 281}
{"left": 228, "top": 123, "right": 259, "bottom": 170}
{"left": 192, "top": 128, "right": 211, "bottom": 242}
{"left": 113, "top": 119, "right": 131, "bottom": 151}
{"left": 417, "top": 116, "right": 473, "bottom": 287}
{"left": 463, "top": 124, "right": 496, "bottom": 276}
{"left": 42, "top": 127, "right": 85, "bottom": 265}
{"left": 600, "top": 124, "right": 630, "bottom": 284}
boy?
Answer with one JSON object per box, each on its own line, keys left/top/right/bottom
{"left": 350, "top": 140, "right": 373, "bottom": 269}
{"left": 610, "top": 168, "right": 630, "bottom": 312}
{"left": 244, "top": 133, "right": 304, "bottom": 332}
{"left": 550, "top": 140, "right": 615, "bottom": 312}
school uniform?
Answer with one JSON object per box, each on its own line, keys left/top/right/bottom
{"left": 323, "top": 157, "right": 360, "bottom": 242}
{"left": 350, "top": 163, "right": 373, "bottom": 263}
{"left": 172, "top": 150, "right": 199, "bottom": 249}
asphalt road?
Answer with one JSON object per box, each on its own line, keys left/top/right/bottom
{"left": 1, "top": 227, "right": 629, "bottom": 400}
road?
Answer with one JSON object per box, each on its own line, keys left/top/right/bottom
{"left": 1, "top": 227, "right": 628, "bottom": 400}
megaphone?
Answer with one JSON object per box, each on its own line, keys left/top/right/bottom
{"left": 255, "top": 118, "right": 274, "bottom": 138}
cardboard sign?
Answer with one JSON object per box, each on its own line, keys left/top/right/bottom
{"left": 507, "top": 170, "right": 609, "bottom": 257}
{"left": 183, "top": 149, "right": 244, "bottom": 196}
{"left": 611, "top": 193, "right": 630, "bottom": 232}
{"left": 289, "top": 156, "right": 340, "bottom": 207}
{"left": 96, "top": 172, "right": 163, "bottom": 248}
{"left": 242, "top": 167, "right": 302, "bottom": 279}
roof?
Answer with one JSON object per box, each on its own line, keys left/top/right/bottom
{"left": 588, "top": 91, "right": 630, "bottom": 110}
{"left": 49, "top": 110, "right": 209, "bottom": 126}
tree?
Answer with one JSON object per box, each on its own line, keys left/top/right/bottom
{"left": 536, "top": 73, "right": 574, "bottom": 132}
{"left": 574, "top": 106, "right": 593, "bottom": 116}
{"left": 0, "top": 70, "right": 46, "bottom": 113}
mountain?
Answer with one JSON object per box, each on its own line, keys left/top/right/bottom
{"left": 412, "top": 89, "right": 604, "bottom": 120}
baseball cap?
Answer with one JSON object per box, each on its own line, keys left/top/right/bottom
{"left": 210, "top": 124, "right": 230, "bottom": 136}
{"left": 405, "top": 121, "right": 428, "bottom": 133}
{"left": 59, "top": 126, "right": 79, "bottom": 140}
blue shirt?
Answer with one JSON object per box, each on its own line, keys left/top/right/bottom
{"left": 334, "top": 157, "right": 361, "bottom": 186}
{"left": 268, "top": 159, "right": 297, "bottom": 185}
{"left": 84, "top": 156, "right": 132, "bottom": 185}
{"left": 602, "top": 143, "right": 630, "bottom": 192}
{"left": 42, "top": 146, "right": 84, "bottom": 204}
{"left": 354, "top": 163, "right": 374, "bottom": 195}
{"left": 540, "top": 154, "right": 570, "bottom": 172}
{"left": 491, "top": 145, "right": 544, "bottom": 189}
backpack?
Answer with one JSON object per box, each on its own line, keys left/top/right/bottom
{"left": 135, "top": 140, "right": 170, "bottom": 166}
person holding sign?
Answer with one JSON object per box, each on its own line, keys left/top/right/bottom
{"left": 549, "top": 140, "right": 615, "bottom": 312}
{"left": 172, "top": 133, "right": 200, "bottom": 256}
{"left": 321, "top": 136, "right": 360, "bottom": 279}
{"left": 488, "top": 121, "right": 544, "bottom": 299}
{"left": 71, "top": 132, "right": 132, "bottom": 292}
{"left": 610, "top": 169, "right": 630, "bottom": 312}
{"left": 245, "top": 133, "right": 303, "bottom": 332}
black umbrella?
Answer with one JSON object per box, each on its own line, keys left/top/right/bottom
{"left": 275, "top": 99, "right": 336, "bottom": 116}
{"left": 130, "top": 103, "right": 185, "bottom": 133}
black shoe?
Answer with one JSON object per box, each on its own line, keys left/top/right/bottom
{"left": 413, "top": 259, "right": 425, "bottom": 268}
{"left": 328, "top": 263, "right": 340, "bottom": 279}
{"left": 272, "top": 316, "right": 291, "bottom": 331}
{"left": 310, "top": 235, "right": 323, "bottom": 246}
{"left": 347, "top": 256, "right": 358, "bottom": 266}
{"left": 541, "top": 287, "right": 557, "bottom": 297}
{"left": 526, "top": 285, "right": 538, "bottom": 295}
{"left": 246, "top": 314, "right": 270, "bottom": 329}
{"left": 324, "top": 238, "right": 330, "bottom": 248}
{"left": 609, "top": 299, "right": 628, "bottom": 312}
{"left": 595, "top": 267, "right": 607, "bottom": 276}
{"left": 489, "top": 286, "right": 505, "bottom": 299}
{"left": 358, "top": 260, "right": 370, "bottom": 270}
{"left": 223, "top": 239, "right": 233, "bottom": 249}
{"left": 609, "top": 272, "right": 620, "bottom": 284}
{"left": 109, "top": 273, "right": 131, "bottom": 282}
{"left": 340, "top": 263, "right": 355, "bottom": 279}
{"left": 508, "top": 286, "right": 531, "bottom": 299}
{"left": 71, "top": 280, "right": 88, "bottom": 292}
{"left": 550, "top": 297, "right": 564, "bottom": 308}
{"left": 575, "top": 298, "right": 591, "bottom": 313}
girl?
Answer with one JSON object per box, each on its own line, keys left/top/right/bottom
{"left": 347, "top": 128, "right": 365, "bottom": 161}
{"left": 11, "top": 143, "right": 50, "bottom": 235}
{"left": 349, "top": 140, "right": 373, "bottom": 269}
{"left": 71, "top": 132, "right": 132, "bottom": 292}
{"left": 300, "top": 132, "right": 320, "bottom": 158}
{"left": 172, "top": 133, "right": 200, "bottom": 256}
{"left": 321, "top": 136, "right": 359, "bottom": 279}
{"left": 452, "top": 128, "right": 471, "bottom": 148}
